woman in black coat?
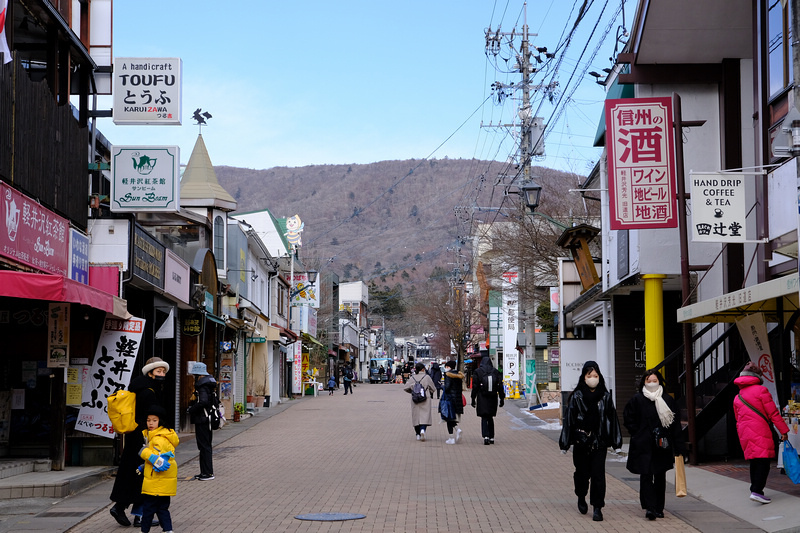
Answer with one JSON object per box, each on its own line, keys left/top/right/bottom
{"left": 559, "top": 360, "right": 622, "bottom": 523}
{"left": 429, "top": 362, "right": 443, "bottom": 398}
{"left": 109, "top": 357, "right": 169, "bottom": 527}
{"left": 623, "top": 369, "right": 685, "bottom": 520}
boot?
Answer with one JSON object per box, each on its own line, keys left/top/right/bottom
{"left": 592, "top": 507, "right": 603, "bottom": 522}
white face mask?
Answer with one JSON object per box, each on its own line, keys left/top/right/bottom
{"left": 585, "top": 376, "right": 600, "bottom": 389}
{"left": 644, "top": 382, "right": 660, "bottom": 393}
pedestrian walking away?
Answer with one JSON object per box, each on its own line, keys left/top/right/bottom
{"left": 623, "top": 369, "right": 686, "bottom": 520}
{"left": 559, "top": 360, "right": 622, "bottom": 522}
{"left": 327, "top": 374, "right": 336, "bottom": 395}
{"left": 188, "top": 363, "right": 218, "bottom": 481}
{"left": 733, "top": 361, "right": 789, "bottom": 504}
{"left": 470, "top": 356, "right": 505, "bottom": 445}
{"left": 343, "top": 363, "right": 354, "bottom": 395}
{"left": 404, "top": 362, "right": 436, "bottom": 441}
{"left": 429, "top": 362, "right": 443, "bottom": 399}
{"left": 137, "top": 405, "right": 178, "bottom": 533}
{"left": 108, "top": 356, "right": 170, "bottom": 528}
{"left": 439, "top": 360, "right": 464, "bottom": 444}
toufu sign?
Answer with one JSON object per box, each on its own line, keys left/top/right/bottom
{"left": 113, "top": 58, "right": 182, "bottom": 125}
{"left": 605, "top": 97, "right": 677, "bottom": 230}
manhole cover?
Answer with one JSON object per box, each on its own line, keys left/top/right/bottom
{"left": 295, "top": 513, "right": 366, "bottom": 521}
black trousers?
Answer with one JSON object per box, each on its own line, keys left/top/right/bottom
{"left": 140, "top": 495, "right": 172, "bottom": 533}
{"left": 343, "top": 381, "right": 353, "bottom": 394}
{"left": 639, "top": 471, "right": 666, "bottom": 512}
{"left": 572, "top": 445, "right": 608, "bottom": 508}
{"left": 414, "top": 424, "right": 429, "bottom": 435}
{"left": 447, "top": 420, "right": 458, "bottom": 434}
{"left": 195, "top": 421, "right": 214, "bottom": 476}
{"left": 750, "top": 457, "right": 772, "bottom": 495}
{"left": 480, "top": 416, "right": 495, "bottom": 438}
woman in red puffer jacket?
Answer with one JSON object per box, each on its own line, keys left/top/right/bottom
{"left": 733, "top": 362, "right": 789, "bottom": 505}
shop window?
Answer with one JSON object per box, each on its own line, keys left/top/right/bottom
{"left": 768, "top": 0, "right": 793, "bottom": 99}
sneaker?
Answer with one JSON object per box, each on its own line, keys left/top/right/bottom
{"left": 455, "top": 428, "right": 462, "bottom": 443}
{"left": 416, "top": 434, "right": 421, "bottom": 441}
{"left": 750, "top": 492, "right": 771, "bottom": 504}
{"left": 420, "top": 429, "right": 426, "bottom": 441}
{"left": 197, "top": 473, "right": 215, "bottom": 481}
{"left": 445, "top": 438, "right": 456, "bottom": 445}
{"left": 489, "top": 438, "right": 495, "bottom": 444}
{"left": 484, "top": 437, "right": 490, "bottom": 445}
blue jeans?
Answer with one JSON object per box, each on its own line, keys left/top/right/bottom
{"left": 140, "top": 495, "right": 172, "bottom": 532}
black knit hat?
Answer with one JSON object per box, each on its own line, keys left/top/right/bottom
{"left": 147, "top": 405, "right": 167, "bottom": 422}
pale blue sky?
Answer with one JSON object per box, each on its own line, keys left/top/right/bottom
{"left": 94, "top": 1, "right": 630, "bottom": 176}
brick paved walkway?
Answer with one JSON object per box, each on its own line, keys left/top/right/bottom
{"left": 68, "top": 383, "right": 702, "bottom": 533}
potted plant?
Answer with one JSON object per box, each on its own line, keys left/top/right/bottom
{"left": 233, "top": 402, "right": 246, "bottom": 422}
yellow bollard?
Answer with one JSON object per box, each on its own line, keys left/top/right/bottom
{"left": 642, "top": 274, "right": 667, "bottom": 371}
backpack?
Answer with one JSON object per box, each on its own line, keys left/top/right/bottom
{"left": 107, "top": 389, "right": 137, "bottom": 434}
{"left": 344, "top": 367, "right": 353, "bottom": 380}
{"left": 411, "top": 377, "right": 426, "bottom": 404}
{"left": 481, "top": 371, "right": 495, "bottom": 394}
{"left": 206, "top": 389, "right": 224, "bottom": 430}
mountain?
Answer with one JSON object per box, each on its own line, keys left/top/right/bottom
{"left": 216, "top": 159, "right": 588, "bottom": 289}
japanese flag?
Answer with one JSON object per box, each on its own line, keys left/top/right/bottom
{"left": 0, "top": 0, "right": 10, "bottom": 65}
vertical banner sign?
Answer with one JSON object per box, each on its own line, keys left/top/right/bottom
{"left": 605, "top": 97, "right": 678, "bottom": 230}
{"left": 736, "top": 314, "right": 779, "bottom": 406}
{"left": 501, "top": 272, "right": 519, "bottom": 382}
{"left": 690, "top": 171, "right": 748, "bottom": 242}
{"left": 47, "top": 303, "right": 70, "bottom": 368}
{"left": 76, "top": 316, "right": 146, "bottom": 438}
{"left": 292, "top": 342, "right": 303, "bottom": 394}
{"left": 69, "top": 228, "right": 90, "bottom": 284}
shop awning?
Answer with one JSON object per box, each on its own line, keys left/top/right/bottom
{"left": 0, "top": 270, "right": 129, "bottom": 318}
{"left": 271, "top": 323, "right": 299, "bottom": 342}
{"left": 302, "top": 332, "right": 325, "bottom": 348}
{"left": 677, "top": 273, "right": 799, "bottom": 323}
{"left": 206, "top": 313, "right": 227, "bottom": 326}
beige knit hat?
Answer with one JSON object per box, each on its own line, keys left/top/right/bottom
{"left": 142, "top": 357, "right": 170, "bottom": 375}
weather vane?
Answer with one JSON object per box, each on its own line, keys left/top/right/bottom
{"left": 192, "top": 108, "right": 213, "bottom": 133}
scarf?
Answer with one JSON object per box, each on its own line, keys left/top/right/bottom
{"left": 642, "top": 385, "right": 674, "bottom": 428}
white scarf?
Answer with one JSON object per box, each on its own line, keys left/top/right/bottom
{"left": 642, "top": 385, "right": 674, "bottom": 428}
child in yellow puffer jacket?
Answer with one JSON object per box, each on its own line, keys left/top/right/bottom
{"left": 137, "top": 405, "right": 179, "bottom": 533}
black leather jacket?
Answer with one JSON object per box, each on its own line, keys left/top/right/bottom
{"left": 559, "top": 388, "right": 622, "bottom": 451}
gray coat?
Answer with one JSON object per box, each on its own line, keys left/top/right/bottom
{"left": 404, "top": 373, "right": 436, "bottom": 426}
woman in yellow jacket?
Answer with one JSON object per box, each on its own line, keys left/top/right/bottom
{"left": 138, "top": 405, "right": 179, "bottom": 533}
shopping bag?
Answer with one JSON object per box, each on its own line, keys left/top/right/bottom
{"left": 782, "top": 440, "right": 800, "bottom": 484}
{"left": 675, "top": 455, "right": 687, "bottom": 497}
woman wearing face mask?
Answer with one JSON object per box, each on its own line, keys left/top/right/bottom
{"left": 109, "top": 357, "right": 170, "bottom": 528}
{"left": 559, "top": 361, "right": 622, "bottom": 522}
{"left": 623, "top": 369, "right": 685, "bottom": 520}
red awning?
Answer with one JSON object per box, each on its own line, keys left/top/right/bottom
{"left": 0, "top": 271, "right": 129, "bottom": 318}
{"left": 271, "top": 323, "right": 299, "bottom": 342}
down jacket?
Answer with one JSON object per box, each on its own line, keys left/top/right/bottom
{"left": 733, "top": 375, "right": 788, "bottom": 460}
{"left": 139, "top": 426, "right": 179, "bottom": 496}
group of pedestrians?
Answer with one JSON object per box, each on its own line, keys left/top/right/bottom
{"left": 108, "top": 358, "right": 217, "bottom": 532}
{"left": 558, "top": 359, "right": 787, "bottom": 523}
{"left": 403, "top": 357, "right": 505, "bottom": 445}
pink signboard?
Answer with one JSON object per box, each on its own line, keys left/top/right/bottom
{"left": 605, "top": 97, "right": 677, "bottom": 230}
{"left": 0, "top": 182, "right": 69, "bottom": 275}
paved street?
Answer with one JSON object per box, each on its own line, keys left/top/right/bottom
{"left": 64, "top": 383, "right": 741, "bottom": 533}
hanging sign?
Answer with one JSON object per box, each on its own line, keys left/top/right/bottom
{"left": 110, "top": 146, "right": 180, "bottom": 212}
{"left": 691, "top": 171, "right": 749, "bottom": 242}
{"left": 736, "top": 313, "right": 779, "bottom": 406}
{"left": 605, "top": 97, "right": 678, "bottom": 230}
{"left": 113, "top": 57, "right": 182, "bottom": 125}
{"left": 47, "top": 303, "right": 70, "bottom": 368}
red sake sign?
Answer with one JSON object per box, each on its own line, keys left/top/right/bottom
{"left": 605, "top": 97, "right": 677, "bottom": 230}
{"left": 0, "top": 182, "right": 69, "bottom": 275}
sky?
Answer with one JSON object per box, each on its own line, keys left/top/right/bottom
{"left": 93, "top": 1, "right": 632, "bottom": 177}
